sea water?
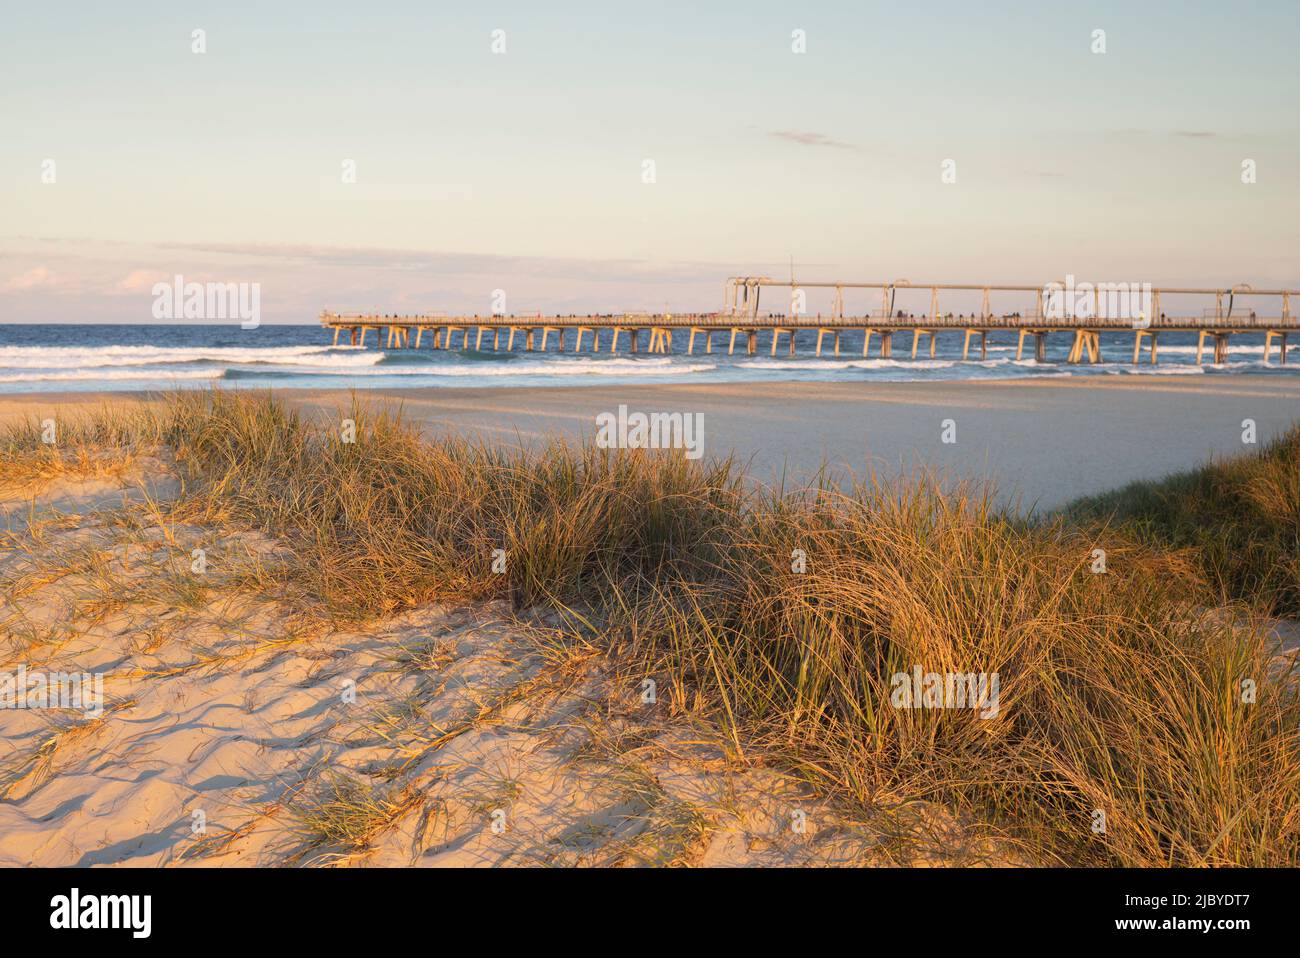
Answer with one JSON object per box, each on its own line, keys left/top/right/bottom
{"left": 0, "top": 324, "right": 1294, "bottom": 394}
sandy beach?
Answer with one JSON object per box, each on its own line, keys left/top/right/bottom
{"left": 5, "top": 374, "right": 1299, "bottom": 511}
{"left": 0, "top": 414, "right": 991, "bottom": 867}
{"left": 3, "top": 382, "right": 1298, "bottom": 869}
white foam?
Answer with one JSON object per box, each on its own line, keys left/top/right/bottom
{"left": 0, "top": 368, "right": 223, "bottom": 384}
{"left": 0, "top": 344, "right": 380, "bottom": 369}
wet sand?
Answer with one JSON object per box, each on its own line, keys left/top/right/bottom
{"left": 4, "top": 374, "right": 1299, "bottom": 511}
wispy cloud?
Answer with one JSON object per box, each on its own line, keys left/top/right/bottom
{"left": 1, "top": 267, "right": 59, "bottom": 292}
{"left": 152, "top": 241, "right": 734, "bottom": 286}
{"left": 767, "top": 130, "right": 858, "bottom": 150}
{"left": 1174, "top": 130, "right": 1217, "bottom": 138}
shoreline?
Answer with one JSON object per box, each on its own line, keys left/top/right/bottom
{"left": 3, "top": 374, "right": 1299, "bottom": 510}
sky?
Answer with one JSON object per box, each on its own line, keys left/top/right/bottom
{"left": 2, "top": 0, "right": 1298, "bottom": 322}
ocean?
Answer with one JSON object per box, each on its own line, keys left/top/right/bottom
{"left": 0, "top": 324, "right": 1295, "bottom": 394}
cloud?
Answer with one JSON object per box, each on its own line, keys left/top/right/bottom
{"left": 113, "top": 269, "right": 169, "bottom": 294}
{"left": 1, "top": 267, "right": 59, "bottom": 292}
{"left": 767, "top": 130, "right": 857, "bottom": 150}
{"left": 151, "top": 241, "right": 727, "bottom": 285}
{"left": 1174, "top": 130, "right": 1217, "bottom": 138}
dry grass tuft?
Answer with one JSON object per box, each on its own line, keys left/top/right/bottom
{"left": 0, "top": 403, "right": 168, "bottom": 492}
{"left": 1068, "top": 428, "right": 1300, "bottom": 618}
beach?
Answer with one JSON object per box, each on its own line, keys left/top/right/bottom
{"left": 5, "top": 374, "right": 1299, "bottom": 511}
{"left": 3, "top": 382, "right": 1298, "bottom": 869}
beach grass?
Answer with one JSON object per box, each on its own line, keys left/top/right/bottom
{"left": 5, "top": 389, "right": 1297, "bottom": 866}
{"left": 1067, "top": 428, "right": 1300, "bottom": 618}
{"left": 0, "top": 402, "right": 168, "bottom": 492}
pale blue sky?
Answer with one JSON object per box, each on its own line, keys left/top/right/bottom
{"left": 3, "top": 0, "right": 1298, "bottom": 321}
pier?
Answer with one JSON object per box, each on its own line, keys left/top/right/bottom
{"left": 321, "top": 278, "right": 1297, "bottom": 365}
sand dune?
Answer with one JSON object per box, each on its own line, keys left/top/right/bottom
{"left": 0, "top": 462, "right": 1001, "bottom": 867}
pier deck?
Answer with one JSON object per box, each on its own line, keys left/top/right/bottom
{"left": 321, "top": 279, "right": 1298, "bottom": 365}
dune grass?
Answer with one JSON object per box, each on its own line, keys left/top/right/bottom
{"left": 5, "top": 390, "right": 1297, "bottom": 866}
{"left": 0, "top": 403, "right": 168, "bottom": 492}
{"left": 1067, "top": 428, "right": 1300, "bottom": 619}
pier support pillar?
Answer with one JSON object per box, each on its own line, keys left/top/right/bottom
{"left": 1265, "top": 330, "right": 1288, "bottom": 365}
{"left": 1067, "top": 330, "right": 1100, "bottom": 364}
{"left": 1035, "top": 332, "right": 1047, "bottom": 363}
{"left": 1133, "top": 329, "right": 1159, "bottom": 364}
{"left": 1198, "top": 331, "right": 1231, "bottom": 364}
{"left": 880, "top": 331, "right": 893, "bottom": 358}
